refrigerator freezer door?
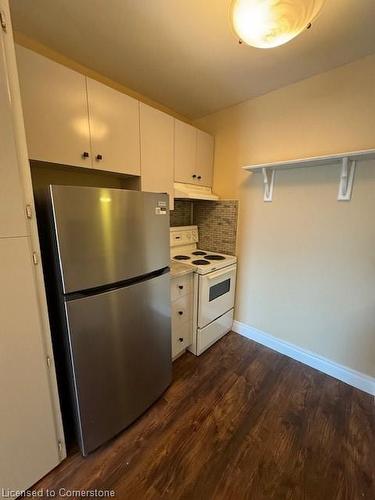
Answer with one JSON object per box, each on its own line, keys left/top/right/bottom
{"left": 49, "top": 185, "right": 170, "bottom": 293}
{"left": 64, "top": 271, "right": 171, "bottom": 455}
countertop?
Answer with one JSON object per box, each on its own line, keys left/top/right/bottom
{"left": 170, "top": 261, "right": 194, "bottom": 278}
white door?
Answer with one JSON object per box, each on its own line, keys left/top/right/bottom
{"left": 87, "top": 77, "right": 140, "bottom": 175}
{"left": 0, "top": 238, "right": 61, "bottom": 491}
{"left": 174, "top": 119, "right": 196, "bottom": 184}
{"left": 196, "top": 129, "right": 214, "bottom": 187}
{"left": 0, "top": 1, "right": 64, "bottom": 490}
{"left": 15, "top": 45, "right": 91, "bottom": 168}
{"left": 0, "top": 30, "right": 27, "bottom": 238}
{"left": 140, "top": 103, "right": 174, "bottom": 209}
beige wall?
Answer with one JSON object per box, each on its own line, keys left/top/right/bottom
{"left": 195, "top": 54, "right": 375, "bottom": 377}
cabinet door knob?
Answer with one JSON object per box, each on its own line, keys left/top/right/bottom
{"left": 178, "top": 311, "right": 184, "bottom": 316}
{"left": 192, "top": 174, "right": 197, "bottom": 179}
{"left": 82, "top": 151, "right": 90, "bottom": 158}
{"left": 178, "top": 285, "right": 184, "bottom": 290}
{"left": 178, "top": 337, "right": 184, "bottom": 342}
{"left": 197, "top": 176, "right": 202, "bottom": 180}
{"left": 96, "top": 154, "right": 103, "bottom": 161}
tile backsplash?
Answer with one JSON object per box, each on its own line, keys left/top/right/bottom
{"left": 170, "top": 200, "right": 193, "bottom": 227}
{"left": 170, "top": 199, "right": 239, "bottom": 255}
{"left": 193, "top": 200, "right": 238, "bottom": 255}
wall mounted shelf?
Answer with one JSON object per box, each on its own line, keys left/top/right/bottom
{"left": 243, "top": 148, "right": 375, "bottom": 202}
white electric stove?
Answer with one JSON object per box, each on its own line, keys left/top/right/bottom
{"left": 170, "top": 226, "right": 237, "bottom": 355}
{"left": 170, "top": 226, "right": 237, "bottom": 274}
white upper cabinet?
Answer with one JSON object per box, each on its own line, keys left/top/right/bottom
{"left": 174, "top": 119, "right": 214, "bottom": 187}
{"left": 196, "top": 129, "right": 214, "bottom": 187}
{"left": 140, "top": 103, "right": 174, "bottom": 209}
{"left": 86, "top": 78, "right": 140, "bottom": 175}
{"left": 15, "top": 45, "right": 214, "bottom": 188}
{"left": 174, "top": 119, "right": 197, "bottom": 184}
{"left": 15, "top": 45, "right": 91, "bottom": 168}
{"left": 0, "top": 36, "right": 27, "bottom": 238}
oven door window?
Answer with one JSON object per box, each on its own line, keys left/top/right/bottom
{"left": 209, "top": 278, "right": 231, "bottom": 302}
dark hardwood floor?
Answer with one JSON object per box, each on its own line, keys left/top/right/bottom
{"left": 31, "top": 332, "right": 374, "bottom": 499}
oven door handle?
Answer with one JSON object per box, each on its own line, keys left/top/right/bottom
{"left": 205, "top": 264, "right": 237, "bottom": 281}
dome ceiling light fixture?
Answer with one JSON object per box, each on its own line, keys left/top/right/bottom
{"left": 230, "top": 0, "right": 327, "bottom": 49}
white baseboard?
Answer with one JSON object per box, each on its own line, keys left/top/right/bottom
{"left": 232, "top": 320, "right": 375, "bottom": 396}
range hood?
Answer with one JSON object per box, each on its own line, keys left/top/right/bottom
{"left": 174, "top": 182, "right": 219, "bottom": 201}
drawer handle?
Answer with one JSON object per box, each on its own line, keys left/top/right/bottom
{"left": 178, "top": 337, "right": 184, "bottom": 342}
{"left": 82, "top": 151, "right": 90, "bottom": 158}
{"left": 178, "top": 311, "right": 184, "bottom": 316}
{"left": 96, "top": 154, "right": 103, "bottom": 161}
{"left": 178, "top": 285, "right": 184, "bottom": 290}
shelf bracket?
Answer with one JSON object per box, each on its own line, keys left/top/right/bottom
{"left": 262, "top": 167, "right": 275, "bottom": 202}
{"left": 338, "top": 157, "right": 356, "bottom": 201}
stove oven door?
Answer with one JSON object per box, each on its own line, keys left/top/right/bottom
{"left": 198, "top": 264, "right": 237, "bottom": 328}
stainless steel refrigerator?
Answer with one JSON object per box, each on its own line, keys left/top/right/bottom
{"left": 38, "top": 185, "right": 171, "bottom": 456}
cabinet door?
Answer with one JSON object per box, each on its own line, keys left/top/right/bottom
{"left": 0, "top": 237, "right": 61, "bottom": 491}
{"left": 174, "top": 119, "right": 196, "bottom": 184}
{"left": 196, "top": 129, "right": 214, "bottom": 187}
{"left": 0, "top": 33, "right": 27, "bottom": 238}
{"left": 15, "top": 45, "right": 91, "bottom": 168}
{"left": 140, "top": 103, "right": 174, "bottom": 210}
{"left": 87, "top": 78, "right": 140, "bottom": 175}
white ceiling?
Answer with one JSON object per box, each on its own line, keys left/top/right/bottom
{"left": 10, "top": 0, "right": 375, "bottom": 119}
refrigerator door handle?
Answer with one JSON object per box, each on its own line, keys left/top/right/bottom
{"left": 65, "top": 266, "right": 170, "bottom": 301}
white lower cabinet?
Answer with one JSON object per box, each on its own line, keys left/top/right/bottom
{"left": 170, "top": 273, "right": 192, "bottom": 301}
{"left": 170, "top": 273, "right": 193, "bottom": 359}
{"left": 172, "top": 294, "right": 192, "bottom": 330}
{"left": 172, "top": 322, "right": 192, "bottom": 358}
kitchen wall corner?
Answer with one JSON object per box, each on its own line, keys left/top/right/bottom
{"left": 170, "top": 200, "right": 193, "bottom": 227}
{"left": 193, "top": 200, "right": 239, "bottom": 255}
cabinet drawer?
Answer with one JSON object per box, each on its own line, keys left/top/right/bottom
{"left": 172, "top": 321, "right": 192, "bottom": 359}
{"left": 171, "top": 294, "right": 192, "bottom": 330}
{"left": 197, "top": 309, "right": 233, "bottom": 356}
{"left": 170, "top": 274, "right": 192, "bottom": 301}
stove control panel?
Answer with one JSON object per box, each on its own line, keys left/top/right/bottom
{"left": 170, "top": 225, "right": 198, "bottom": 247}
